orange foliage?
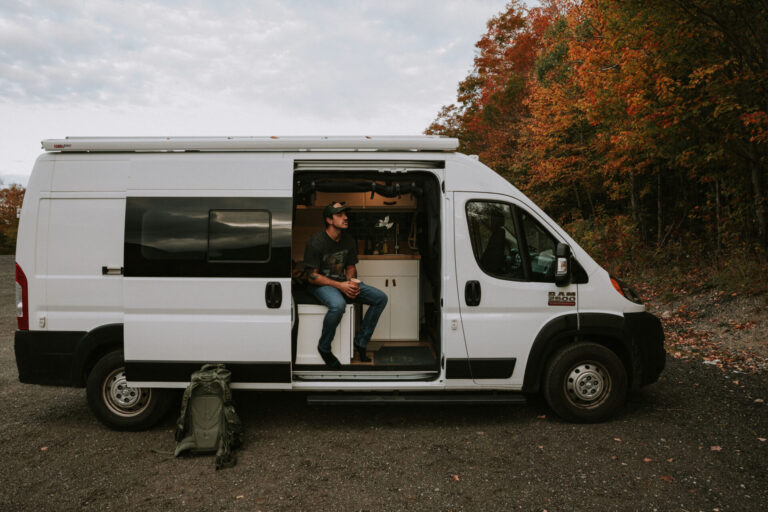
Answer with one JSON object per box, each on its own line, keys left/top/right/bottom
{"left": 0, "top": 185, "right": 25, "bottom": 254}
{"left": 428, "top": 0, "right": 768, "bottom": 255}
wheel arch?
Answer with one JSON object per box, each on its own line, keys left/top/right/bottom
{"left": 522, "top": 313, "right": 639, "bottom": 393}
{"left": 71, "top": 323, "right": 124, "bottom": 386}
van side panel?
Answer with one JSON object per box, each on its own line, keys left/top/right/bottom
{"left": 45, "top": 197, "right": 125, "bottom": 331}
{"left": 16, "top": 156, "right": 55, "bottom": 330}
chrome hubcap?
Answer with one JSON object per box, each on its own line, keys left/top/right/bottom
{"left": 567, "top": 362, "right": 607, "bottom": 403}
{"left": 103, "top": 368, "right": 151, "bottom": 417}
{"left": 110, "top": 372, "right": 140, "bottom": 407}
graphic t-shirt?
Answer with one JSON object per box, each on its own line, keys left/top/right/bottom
{"left": 303, "top": 231, "right": 358, "bottom": 282}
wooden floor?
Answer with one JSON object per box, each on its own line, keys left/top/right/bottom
{"left": 350, "top": 340, "right": 436, "bottom": 366}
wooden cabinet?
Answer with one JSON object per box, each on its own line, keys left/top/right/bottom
{"left": 310, "top": 191, "right": 416, "bottom": 209}
{"left": 357, "top": 259, "right": 419, "bottom": 341}
{"left": 364, "top": 193, "right": 416, "bottom": 209}
{"left": 312, "top": 191, "right": 366, "bottom": 208}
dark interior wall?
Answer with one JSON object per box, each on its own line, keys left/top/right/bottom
{"left": 292, "top": 170, "right": 443, "bottom": 310}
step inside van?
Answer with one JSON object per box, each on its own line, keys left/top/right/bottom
{"left": 14, "top": 136, "right": 665, "bottom": 429}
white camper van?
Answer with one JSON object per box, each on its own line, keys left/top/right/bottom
{"left": 14, "top": 136, "right": 664, "bottom": 429}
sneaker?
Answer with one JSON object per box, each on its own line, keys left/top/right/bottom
{"left": 318, "top": 349, "right": 342, "bottom": 369}
{"left": 354, "top": 343, "right": 371, "bottom": 363}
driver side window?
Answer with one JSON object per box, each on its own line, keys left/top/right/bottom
{"left": 465, "top": 200, "right": 560, "bottom": 283}
{"left": 466, "top": 201, "right": 524, "bottom": 280}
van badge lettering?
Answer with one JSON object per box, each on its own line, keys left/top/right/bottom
{"left": 548, "top": 291, "right": 576, "bottom": 306}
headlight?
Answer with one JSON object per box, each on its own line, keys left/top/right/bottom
{"left": 610, "top": 276, "right": 643, "bottom": 304}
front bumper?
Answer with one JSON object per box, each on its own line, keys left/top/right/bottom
{"left": 625, "top": 312, "right": 666, "bottom": 386}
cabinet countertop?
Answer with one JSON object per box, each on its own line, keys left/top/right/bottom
{"left": 358, "top": 254, "right": 421, "bottom": 260}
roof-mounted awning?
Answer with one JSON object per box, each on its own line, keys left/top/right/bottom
{"left": 41, "top": 136, "right": 459, "bottom": 153}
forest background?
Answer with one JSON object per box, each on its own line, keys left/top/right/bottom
{"left": 1, "top": 0, "right": 766, "bottom": 296}
{"left": 427, "top": 0, "right": 768, "bottom": 297}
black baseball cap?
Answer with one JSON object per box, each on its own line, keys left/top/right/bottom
{"left": 323, "top": 202, "right": 351, "bottom": 218}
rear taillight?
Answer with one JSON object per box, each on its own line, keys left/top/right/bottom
{"left": 16, "top": 263, "right": 28, "bottom": 330}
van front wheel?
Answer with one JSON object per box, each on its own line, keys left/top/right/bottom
{"left": 543, "top": 342, "right": 627, "bottom": 423}
{"left": 86, "top": 350, "right": 172, "bottom": 431}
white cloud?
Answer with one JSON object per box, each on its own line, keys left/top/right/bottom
{"left": 0, "top": 0, "right": 518, "bottom": 184}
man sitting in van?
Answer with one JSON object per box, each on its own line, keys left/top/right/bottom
{"left": 304, "top": 202, "right": 388, "bottom": 369}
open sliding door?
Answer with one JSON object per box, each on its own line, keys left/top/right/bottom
{"left": 122, "top": 154, "right": 293, "bottom": 388}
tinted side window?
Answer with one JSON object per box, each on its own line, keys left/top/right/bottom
{"left": 208, "top": 210, "right": 271, "bottom": 262}
{"left": 519, "top": 210, "right": 558, "bottom": 282}
{"left": 466, "top": 200, "right": 524, "bottom": 280}
{"left": 125, "top": 197, "right": 291, "bottom": 277}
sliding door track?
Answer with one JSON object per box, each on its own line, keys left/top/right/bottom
{"left": 292, "top": 369, "right": 439, "bottom": 381}
{"left": 306, "top": 392, "right": 527, "bottom": 405}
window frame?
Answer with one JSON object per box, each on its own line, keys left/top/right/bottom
{"left": 465, "top": 199, "right": 528, "bottom": 282}
{"left": 464, "top": 199, "right": 563, "bottom": 283}
{"left": 124, "top": 197, "right": 292, "bottom": 278}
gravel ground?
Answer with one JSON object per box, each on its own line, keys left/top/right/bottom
{"left": 1, "top": 255, "right": 766, "bottom": 511}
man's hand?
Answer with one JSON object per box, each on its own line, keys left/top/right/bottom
{"left": 338, "top": 280, "right": 360, "bottom": 299}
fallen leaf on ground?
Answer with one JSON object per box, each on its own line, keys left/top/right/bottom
{"left": 643, "top": 457, "right": 652, "bottom": 463}
{"left": 40, "top": 446, "right": 48, "bottom": 452}
{"left": 236, "top": 496, "right": 244, "bottom": 499}
{"left": 537, "top": 415, "right": 546, "bottom": 419}
{"left": 755, "top": 398, "right": 764, "bottom": 404}
{"left": 667, "top": 458, "right": 674, "bottom": 462}
{"left": 451, "top": 474, "right": 460, "bottom": 482}
{"left": 710, "top": 446, "right": 722, "bottom": 451}
{"left": 613, "top": 438, "right": 621, "bottom": 442}
{"left": 758, "top": 438, "right": 766, "bottom": 442}
{"left": 660, "top": 475, "right": 674, "bottom": 482}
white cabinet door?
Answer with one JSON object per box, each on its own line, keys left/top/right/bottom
{"left": 389, "top": 275, "right": 419, "bottom": 340}
{"left": 358, "top": 260, "right": 419, "bottom": 341}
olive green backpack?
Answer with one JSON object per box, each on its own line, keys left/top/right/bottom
{"left": 174, "top": 364, "right": 243, "bottom": 469}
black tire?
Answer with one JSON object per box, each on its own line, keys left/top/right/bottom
{"left": 86, "top": 350, "right": 173, "bottom": 431}
{"left": 543, "top": 342, "right": 628, "bottom": 423}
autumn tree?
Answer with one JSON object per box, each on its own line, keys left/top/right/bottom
{"left": 429, "top": 0, "right": 768, "bottom": 261}
{"left": 0, "top": 184, "right": 25, "bottom": 254}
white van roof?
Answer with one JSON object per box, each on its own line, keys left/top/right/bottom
{"left": 41, "top": 136, "right": 459, "bottom": 153}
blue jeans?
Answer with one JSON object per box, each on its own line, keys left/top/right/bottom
{"left": 310, "top": 282, "right": 388, "bottom": 353}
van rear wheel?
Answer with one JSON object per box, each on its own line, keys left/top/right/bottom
{"left": 543, "top": 342, "right": 627, "bottom": 423}
{"left": 86, "top": 350, "right": 172, "bottom": 431}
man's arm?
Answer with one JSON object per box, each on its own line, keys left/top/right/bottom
{"left": 308, "top": 268, "right": 359, "bottom": 298}
{"left": 345, "top": 265, "right": 357, "bottom": 280}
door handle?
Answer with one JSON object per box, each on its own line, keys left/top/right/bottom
{"left": 265, "top": 282, "right": 282, "bottom": 309}
{"left": 464, "top": 280, "right": 481, "bottom": 306}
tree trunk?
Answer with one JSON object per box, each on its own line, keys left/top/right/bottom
{"left": 629, "top": 173, "right": 644, "bottom": 243}
{"left": 715, "top": 178, "right": 722, "bottom": 254}
{"left": 753, "top": 163, "right": 767, "bottom": 247}
{"left": 586, "top": 187, "right": 596, "bottom": 218}
{"left": 573, "top": 184, "right": 583, "bottom": 218}
{"left": 750, "top": 145, "right": 767, "bottom": 248}
{"left": 657, "top": 173, "right": 663, "bottom": 248}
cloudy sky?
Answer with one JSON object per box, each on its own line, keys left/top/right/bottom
{"left": 0, "top": 0, "right": 527, "bottom": 186}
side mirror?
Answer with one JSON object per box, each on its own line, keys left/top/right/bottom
{"left": 555, "top": 242, "right": 571, "bottom": 287}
